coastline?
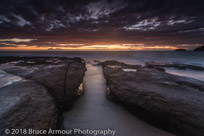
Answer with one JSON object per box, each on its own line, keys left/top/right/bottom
{"left": 0, "top": 56, "right": 204, "bottom": 136}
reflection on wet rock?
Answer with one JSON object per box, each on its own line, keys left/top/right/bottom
{"left": 0, "top": 70, "right": 23, "bottom": 88}
{"left": 77, "top": 83, "right": 84, "bottom": 96}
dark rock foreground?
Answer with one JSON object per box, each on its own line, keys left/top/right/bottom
{"left": 102, "top": 61, "right": 204, "bottom": 136}
{"left": 0, "top": 74, "right": 57, "bottom": 136}
{"left": 0, "top": 56, "right": 86, "bottom": 135}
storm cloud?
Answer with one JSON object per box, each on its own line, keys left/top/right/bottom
{"left": 0, "top": 0, "right": 204, "bottom": 50}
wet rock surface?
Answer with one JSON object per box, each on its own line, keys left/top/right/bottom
{"left": 0, "top": 56, "right": 86, "bottom": 111}
{"left": 102, "top": 60, "right": 204, "bottom": 136}
{"left": 145, "top": 61, "right": 204, "bottom": 71}
{"left": 0, "top": 56, "right": 86, "bottom": 135}
{"left": 0, "top": 72, "right": 57, "bottom": 136}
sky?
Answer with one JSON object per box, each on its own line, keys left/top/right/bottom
{"left": 0, "top": 0, "right": 204, "bottom": 51}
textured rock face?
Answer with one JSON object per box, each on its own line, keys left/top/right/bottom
{"left": 102, "top": 61, "right": 204, "bottom": 136}
{"left": 0, "top": 72, "right": 57, "bottom": 136}
{"left": 0, "top": 56, "right": 86, "bottom": 135}
{"left": 0, "top": 56, "right": 86, "bottom": 111}
{"left": 23, "top": 59, "right": 86, "bottom": 111}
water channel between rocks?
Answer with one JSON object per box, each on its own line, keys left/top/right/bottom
{"left": 63, "top": 63, "right": 174, "bottom": 136}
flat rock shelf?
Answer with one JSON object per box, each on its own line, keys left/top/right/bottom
{"left": 101, "top": 60, "right": 204, "bottom": 136}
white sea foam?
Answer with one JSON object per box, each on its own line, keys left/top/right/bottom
{"left": 122, "top": 68, "right": 137, "bottom": 72}
{"left": 107, "top": 65, "right": 121, "bottom": 68}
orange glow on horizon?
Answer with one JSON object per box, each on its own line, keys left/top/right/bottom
{"left": 0, "top": 44, "right": 179, "bottom": 51}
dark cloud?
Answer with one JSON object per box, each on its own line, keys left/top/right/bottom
{"left": 0, "top": 43, "right": 17, "bottom": 47}
{"left": 0, "top": 0, "right": 204, "bottom": 50}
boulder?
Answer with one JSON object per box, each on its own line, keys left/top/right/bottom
{"left": 102, "top": 60, "right": 204, "bottom": 136}
{"left": 26, "top": 59, "right": 86, "bottom": 111}
{"left": 0, "top": 71, "right": 57, "bottom": 136}
{"left": 0, "top": 56, "right": 86, "bottom": 111}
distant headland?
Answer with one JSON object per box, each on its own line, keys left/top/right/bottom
{"left": 174, "top": 45, "right": 204, "bottom": 51}
{"left": 194, "top": 45, "right": 204, "bottom": 51}
{"left": 174, "top": 49, "right": 186, "bottom": 51}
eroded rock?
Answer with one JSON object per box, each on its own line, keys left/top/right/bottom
{"left": 0, "top": 56, "right": 86, "bottom": 133}
{"left": 0, "top": 72, "right": 57, "bottom": 136}
{"left": 0, "top": 56, "right": 86, "bottom": 111}
{"left": 102, "top": 60, "right": 204, "bottom": 136}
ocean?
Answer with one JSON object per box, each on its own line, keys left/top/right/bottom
{"left": 0, "top": 51, "right": 203, "bottom": 65}
{"left": 0, "top": 51, "right": 204, "bottom": 81}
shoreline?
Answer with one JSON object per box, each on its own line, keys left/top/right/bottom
{"left": 0, "top": 56, "right": 204, "bottom": 136}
